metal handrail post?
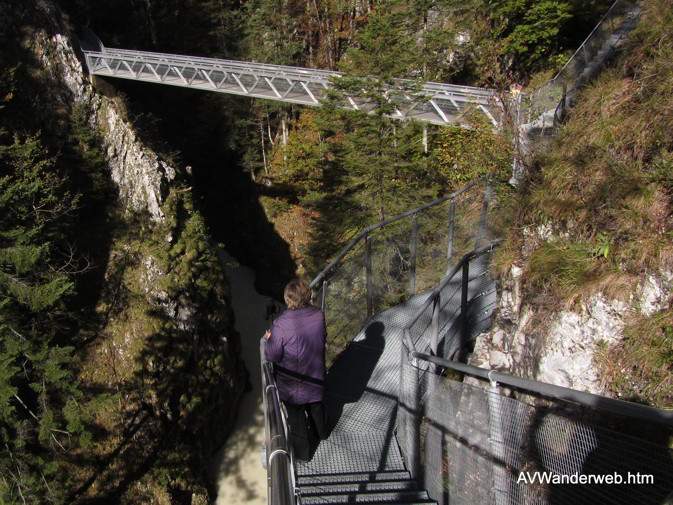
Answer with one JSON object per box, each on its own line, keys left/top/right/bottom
{"left": 400, "top": 331, "right": 421, "bottom": 479}
{"left": 430, "top": 295, "right": 440, "bottom": 358}
{"left": 447, "top": 200, "right": 456, "bottom": 271}
{"left": 430, "top": 294, "right": 442, "bottom": 375}
{"left": 366, "top": 234, "right": 373, "bottom": 318}
{"left": 487, "top": 374, "right": 508, "bottom": 505}
{"left": 477, "top": 183, "right": 491, "bottom": 247}
{"left": 321, "top": 280, "right": 328, "bottom": 313}
{"left": 410, "top": 215, "right": 418, "bottom": 295}
{"left": 460, "top": 260, "right": 470, "bottom": 358}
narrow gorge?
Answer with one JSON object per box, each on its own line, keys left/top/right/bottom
{"left": 1, "top": 0, "right": 671, "bottom": 504}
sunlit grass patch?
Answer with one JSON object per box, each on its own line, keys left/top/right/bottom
{"left": 525, "top": 241, "right": 607, "bottom": 301}
{"left": 597, "top": 307, "right": 673, "bottom": 409}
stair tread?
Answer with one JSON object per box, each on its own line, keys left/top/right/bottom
{"left": 301, "top": 480, "right": 418, "bottom": 495}
{"left": 299, "top": 489, "right": 430, "bottom": 504}
{"left": 298, "top": 471, "right": 412, "bottom": 486}
{"left": 300, "top": 500, "right": 434, "bottom": 505}
{"left": 301, "top": 500, "right": 435, "bottom": 505}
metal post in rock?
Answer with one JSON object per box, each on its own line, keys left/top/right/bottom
{"left": 366, "top": 234, "right": 373, "bottom": 318}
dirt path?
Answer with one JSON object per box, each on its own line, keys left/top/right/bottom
{"left": 212, "top": 249, "right": 276, "bottom": 505}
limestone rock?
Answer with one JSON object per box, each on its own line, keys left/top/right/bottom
{"left": 29, "top": 8, "right": 178, "bottom": 220}
{"left": 537, "top": 295, "right": 628, "bottom": 393}
{"left": 639, "top": 272, "right": 672, "bottom": 317}
{"left": 472, "top": 262, "right": 672, "bottom": 397}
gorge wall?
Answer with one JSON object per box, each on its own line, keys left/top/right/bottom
{"left": 0, "top": 1, "right": 245, "bottom": 503}
{"left": 466, "top": 1, "right": 673, "bottom": 411}
{"left": 471, "top": 228, "right": 672, "bottom": 396}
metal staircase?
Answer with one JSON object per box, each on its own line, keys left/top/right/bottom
{"left": 297, "top": 472, "right": 433, "bottom": 504}
{"left": 260, "top": 177, "right": 673, "bottom": 505}
{"left": 259, "top": 181, "right": 497, "bottom": 505}
{"left": 292, "top": 248, "right": 496, "bottom": 505}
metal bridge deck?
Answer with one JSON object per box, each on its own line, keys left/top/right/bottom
{"left": 80, "top": 44, "right": 500, "bottom": 127}
{"left": 295, "top": 254, "right": 495, "bottom": 503}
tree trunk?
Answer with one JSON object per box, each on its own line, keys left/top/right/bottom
{"left": 282, "top": 116, "right": 288, "bottom": 165}
{"left": 423, "top": 125, "right": 428, "bottom": 154}
{"left": 260, "top": 120, "right": 268, "bottom": 175}
{"left": 306, "top": 0, "right": 314, "bottom": 66}
{"left": 267, "top": 114, "right": 274, "bottom": 146}
{"left": 282, "top": 117, "right": 288, "bottom": 145}
{"left": 324, "top": 2, "right": 334, "bottom": 69}
{"left": 144, "top": 0, "right": 158, "bottom": 47}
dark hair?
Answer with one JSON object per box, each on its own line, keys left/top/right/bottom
{"left": 283, "top": 278, "right": 312, "bottom": 310}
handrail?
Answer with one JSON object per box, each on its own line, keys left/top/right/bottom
{"left": 260, "top": 340, "right": 295, "bottom": 505}
{"left": 552, "top": 0, "right": 641, "bottom": 125}
{"left": 401, "top": 239, "right": 502, "bottom": 353}
{"left": 309, "top": 178, "right": 486, "bottom": 290}
{"left": 92, "top": 47, "right": 496, "bottom": 99}
{"left": 552, "top": 0, "right": 623, "bottom": 83}
{"left": 524, "top": 0, "right": 640, "bottom": 124}
{"left": 411, "top": 351, "right": 673, "bottom": 428}
{"left": 397, "top": 239, "right": 501, "bottom": 479}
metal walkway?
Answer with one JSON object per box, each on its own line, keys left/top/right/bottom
{"left": 294, "top": 254, "right": 495, "bottom": 504}
{"left": 79, "top": 32, "right": 500, "bottom": 127}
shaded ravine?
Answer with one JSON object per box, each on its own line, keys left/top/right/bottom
{"left": 212, "top": 248, "right": 278, "bottom": 504}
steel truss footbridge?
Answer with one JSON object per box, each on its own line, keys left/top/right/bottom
{"left": 79, "top": 30, "right": 501, "bottom": 127}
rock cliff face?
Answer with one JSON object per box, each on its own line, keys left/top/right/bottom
{"left": 28, "top": 12, "right": 174, "bottom": 220}
{"left": 1, "top": 1, "right": 244, "bottom": 503}
{"left": 470, "top": 226, "right": 672, "bottom": 395}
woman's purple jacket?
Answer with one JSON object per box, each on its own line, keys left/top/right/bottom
{"left": 265, "top": 305, "right": 326, "bottom": 405}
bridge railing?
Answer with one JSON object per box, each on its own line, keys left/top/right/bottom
{"left": 523, "top": 0, "right": 641, "bottom": 130}
{"left": 397, "top": 251, "right": 673, "bottom": 504}
{"left": 310, "top": 178, "right": 494, "bottom": 365}
{"left": 260, "top": 339, "right": 295, "bottom": 505}
{"left": 79, "top": 30, "right": 502, "bottom": 126}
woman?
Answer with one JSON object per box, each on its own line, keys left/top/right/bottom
{"left": 263, "top": 278, "right": 328, "bottom": 461}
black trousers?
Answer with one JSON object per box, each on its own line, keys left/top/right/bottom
{"left": 284, "top": 401, "right": 328, "bottom": 461}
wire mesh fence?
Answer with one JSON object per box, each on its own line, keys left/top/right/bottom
{"left": 314, "top": 240, "right": 368, "bottom": 366}
{"left": 369, "top": 217, "right": 415, "bottom": 316}
{"left": 313, "top": 180, "right": 490, "bottom": 365}
{"left": 413, "top": 372, "right": 673, "bottom": 505}
{"left": 405, "top": 248, "right": 497, "bottom": 363}
{"left": 522, "top": 0, "right": 641, "bottom": 128}
{"left": 397, "top": 245, "right": 499, "bottom": 478}
{"left": 396, "top": 236, "right": 672, "bottom": 505}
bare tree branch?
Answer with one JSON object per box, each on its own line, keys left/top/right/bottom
{"left": 13, "top": 394, "right": 39, "bottom": 422}
{"left": 50, "top": 241, "right": 94, "bottom": 276}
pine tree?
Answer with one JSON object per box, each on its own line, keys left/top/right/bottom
{"left": 0, "top": 46, "right": 90, "bottom": 505}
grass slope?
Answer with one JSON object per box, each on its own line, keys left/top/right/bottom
{"left": 493, "top": 0, "right": 673, "bottom": 409}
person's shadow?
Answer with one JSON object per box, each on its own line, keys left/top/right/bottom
{"left": 520, "top": 406, "right": 673, "bottom": 505}
{"left": 323, "top": 321, "right": 386, "bottom": 433}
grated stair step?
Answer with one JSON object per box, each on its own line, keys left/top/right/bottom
{"left": 301, "top": 479, "right": 418, "bottom": 497}
{"left": 298, "top": 488, "right": 431, "bottom": 504}
{"left": 297, "top": 471, "right": 412, "bottom": 486}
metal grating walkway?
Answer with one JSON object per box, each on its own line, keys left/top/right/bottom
{"left": 295, "top": 254, "right": 495, "bottom": 504}
{"left": 79, "top": 30, "right": 500, "bottom": 127}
